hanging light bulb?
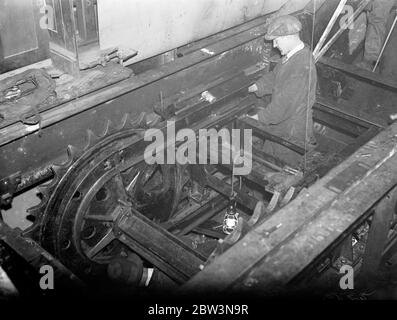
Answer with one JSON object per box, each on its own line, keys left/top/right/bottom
{"left": 223, "top": 194, "right": 239, "bottom": 235}
{"left": 222, "top": 147, "right": 242, "bottom": 235}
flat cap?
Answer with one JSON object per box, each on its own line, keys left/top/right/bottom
{"left": 265, "top": 15, "right": 302, "bottom": 40}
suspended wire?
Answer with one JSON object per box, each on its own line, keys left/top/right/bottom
{"left": 304, "top": 0, "right": 317, "bottom": 173}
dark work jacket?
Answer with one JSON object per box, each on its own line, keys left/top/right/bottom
{"left": 255, "top": 45, "right": 317, "bottom": 146}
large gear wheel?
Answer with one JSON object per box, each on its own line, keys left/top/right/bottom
{"left": 24, "top": 117, "right": 187, "bottom": 283}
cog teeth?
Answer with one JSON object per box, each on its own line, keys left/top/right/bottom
{"left": 27, "top": 200, "right": 47, "bottom": 217}
{"left": 21, "top": 223, "right": 41, "bottom": 241}
{"left": 118, "top": 113, "right": 131, "bottom": 130}
{"left": 135, "top": 112, "right": 147, "bottom": 128}
{"left": 67, "top": 144, "right": 82, "bottom": 162}
{"left": 37, "top": 186, "right": 50, "bottom": 200}
{"left": 102, "top": 119, "right": 116, "bottom": 137}
{"left": 44, "top": 177, "right": 59, "bottom": 191}
{"left": 85, "top": 129, "right": 100, "bottom": 149}
{"left": 26, "top": 206, "right": 39, "bottom": 216}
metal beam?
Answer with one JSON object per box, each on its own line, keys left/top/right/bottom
{"left": 360, "top": 186, "right": 397, "bottom": 283}
{"left": 0, "top": 17, "right": 268, "bottom": 146}
{"left": 117, "top": 207, "right": 206, "bottom": 284}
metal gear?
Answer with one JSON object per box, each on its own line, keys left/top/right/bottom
{"left": 23, "top": 114, "right": 187, "bottom": 282}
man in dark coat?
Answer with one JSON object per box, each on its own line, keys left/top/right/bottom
{"left": 380, "top": 4, "right": 397, "bottom": 79}
{"left": 356, "top": 0, "right": 396, "bottom": 71}
{"left": 248, "top": 15, "right": 317, "bottom": 166}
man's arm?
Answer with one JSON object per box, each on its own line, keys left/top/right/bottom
{"left": 258, "top": 62, "right": 312, "bottom": 125}
{"left": 250, "top": 71, "right": 276, "bottom": 97}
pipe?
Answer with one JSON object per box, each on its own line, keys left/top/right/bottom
{"left": 315, "top": 0, "right": 371, "bottom": 62}
{"left": 313, "top": 0, "right": 348, "bottom": 58}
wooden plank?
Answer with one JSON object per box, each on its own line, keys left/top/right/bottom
{"left": 233, "top": 161, "right": 397, "bottom": 294}
{"left": 315, "top": 96, "right": 386, "bottom": 130}
{"left": 117, "top": 207, "right": 206, "bottom": 283}
{"left": 0, "top": 221, "right": 85, "bottom": 290}
{"left": 360, "top": 186, "right": 397, "bottom": 283}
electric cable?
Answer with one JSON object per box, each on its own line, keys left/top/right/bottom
{"left": 304, "top": 0, "right": 317, "bottom": 173}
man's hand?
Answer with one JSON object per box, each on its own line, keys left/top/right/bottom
{"left": 248, "top": 84, "right": 258, "bottom": 93}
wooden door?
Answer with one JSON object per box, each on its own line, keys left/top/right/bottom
{"left": 0, "top": 0, "right": 49, "bottom": 73}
